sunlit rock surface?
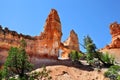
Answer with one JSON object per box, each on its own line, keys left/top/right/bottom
{"left": 60, "top": 30, "right": 80, "bottom": 59}
{"left": 0, "top": 9, "right": 80, "bottom": 66}
{"left": 101, "top": 22, "right": 120, "bottom": 63}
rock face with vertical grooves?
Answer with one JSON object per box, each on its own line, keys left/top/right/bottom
{"left": 34, "top": 9, "right": 62, "bottom": 58}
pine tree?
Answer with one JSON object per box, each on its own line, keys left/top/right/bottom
{"left": 3, "top": 39, "right": 33, "bottom": 79}
{"left": 83, "top": 35, "right": 114, "bottom": 67}
{"left": 83, "top": 35, "right": 97, "bottom": 65}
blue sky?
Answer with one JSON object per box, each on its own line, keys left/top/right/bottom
{"left": 0, "top": 0, "right": 120, "bottom": 51}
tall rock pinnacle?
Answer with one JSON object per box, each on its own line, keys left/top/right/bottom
{"left": 41, "top": 9, "right": 62, "bottom": 40}
{"left": 60, "top": 29, "right": 80, "bottom": 59}
{"left": 63, "top": 29, "right": 80, "bottom": 51}
{"left": 35, "top": 9, "right": 62, "bottom": 58}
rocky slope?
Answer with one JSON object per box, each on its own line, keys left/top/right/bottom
{"left": 32, "top": 63, "right": 109, "bottom": 80}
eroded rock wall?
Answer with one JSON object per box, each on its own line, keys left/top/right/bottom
{"left": 0, "top": 9, "right": 80, "bottom": 65}
{"left": 0, "top": 9, "right": 63, "bottom": 60}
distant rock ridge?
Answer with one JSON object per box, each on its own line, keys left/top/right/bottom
{"left": 0, "top": 9, "right": 80, "bottom": 64}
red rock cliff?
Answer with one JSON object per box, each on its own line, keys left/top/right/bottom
{"left": 0, "top": 9, "right": 62, "bottom": 60}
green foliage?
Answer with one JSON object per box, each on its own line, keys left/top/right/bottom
{"left": 100, "top": 52, "right": 115, "bottom": 66}
{"left": 9, "top": 77, "right": 18, "bottom": 80}
{"left": 30, "top": 66, "right": 52, "bottom": 80}
{"left": 104, "top": 65, "right": 120, "bottom": 80}
{"left": 84, "top": 35, "right": 96, "bottom": 54}
{"left": 69, "top": 50, "right": 83, "bottom": 62}
{"left": 29, "top": 71, "right": 40, "bottom": 80}
{"left": 2, "top": 39, "right": 33, "bottom": 79}
{"left": 39, "top": 66, "right": 52, "bottom": 80}
{"left": 86, "top": 52, "right": 94, "bottom": 63}
{"left": 83, "top": 35, "right": 115, "bottom": 67}
{"left": 87, "top": 59, "right": 94, "bottom": 66}
{"left": 0, "top": 70, "right": 3, "bottom": 80}
{"left": 20, "top": 39, "right": 27, "bottom": 49}
{"left": 109, "top": 65, "right": 120, "bottom": 72}
{"left": 83, "top": 35, "right": 98, "bottom": 65}
{"left": 117, "top": 75, "right": 120, "bottom": 80}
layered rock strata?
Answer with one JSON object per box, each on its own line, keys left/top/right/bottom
{"left": 0, "top": 9, "right": 80, "bottom": 61}
{"left": 33, "top": 9, "right": 62, "bottom": 58}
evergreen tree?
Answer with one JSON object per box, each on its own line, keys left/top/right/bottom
{"left": 3, "top": 39, "right": 33, "bottom": 79}
{"left": 84, "top": 35, "right": 96, "bottom": 54}
{"left": 83, "top": 35, "right": 97, "bottom": 64}
{"left": 83, "top": 35, "right": 114, "bottom": 67}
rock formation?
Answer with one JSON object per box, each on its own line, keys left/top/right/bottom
{"left": 104, "top": 22, "right": 120, "bottom": 49}
{"left": 101, "top": 22, "right": 120, "bottom": 63}
{"left": 33, "top": 9, "right": 62, "bottom": 58}
{"left": 0, "top": 9, "right": 63, "bottom": 59}
{"left": 0, "top": 9, "right": 80, "bottom": 64}
{"left": 60, "top": 30, "right": 80, "bottom": 59}
{"left": 63, "top": 30, "right": 79, "bottom": 51}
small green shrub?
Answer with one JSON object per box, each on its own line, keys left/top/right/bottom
{"left": 117, "top": 75, "right": 120, "bottom": 80}
{"left": 69, "top": 50, "right": 83, "bottom": 62}
{"left": 0, "top": 70, "right": 3, "bottom": 80}
{"left": 86, "top": 53, "right": 94, "bottom": 64}
{"left": 39, "top": 66, "right": 52, "bottom": 80}
{"left": 87, "top": 59, "right": 94, "bottom": 65}
{"left": 104, "top": 65, "right": 120, "bottom": 80}
{"left": 29, "top": 71, "right": 40, "bottom": 80}
{"left": 100, "top": 53, "right": 115, "bottom": 66}
{"left": 30, "top": 66, "right": 52, "bottom": 80}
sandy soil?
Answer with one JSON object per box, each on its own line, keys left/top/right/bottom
{"left": 33, "top": 63, "right": 109, "bottom": 80}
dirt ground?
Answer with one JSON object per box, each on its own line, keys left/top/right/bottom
{"left": 0, "top": 56, "right": 110, "bottom": 80}
{"left": 33, "top": 60, "right": 109, "bottom": 80}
